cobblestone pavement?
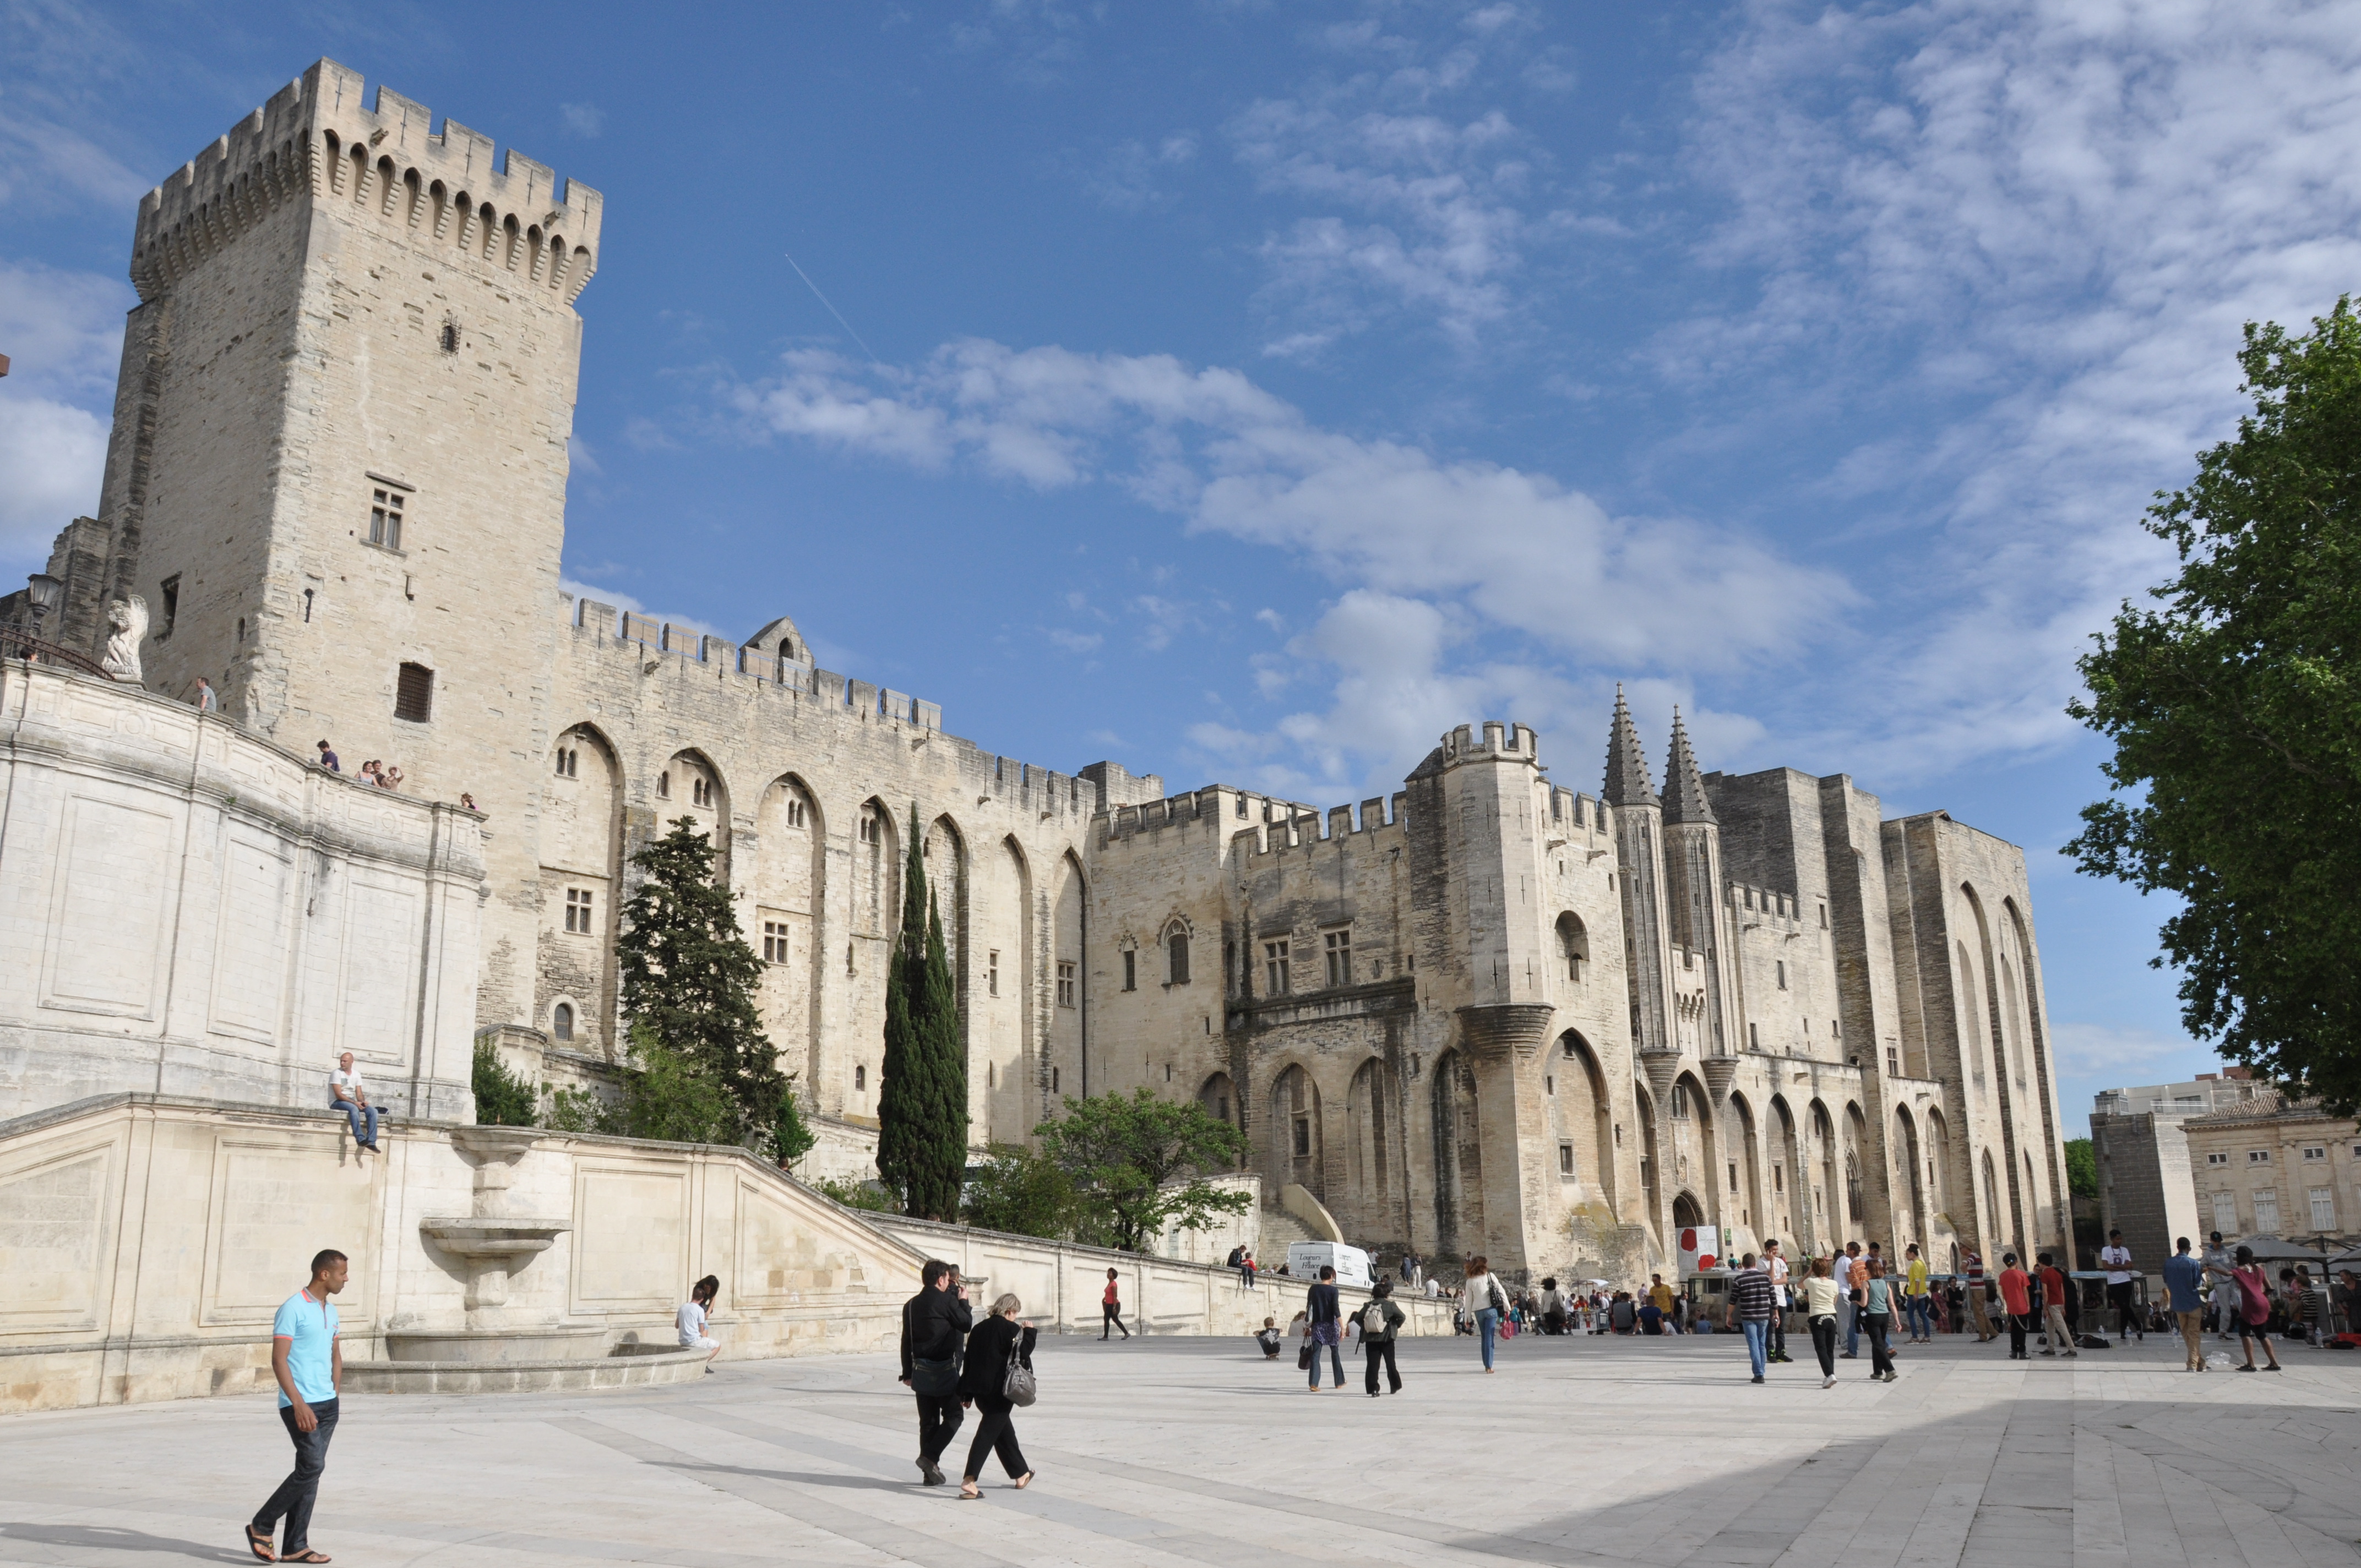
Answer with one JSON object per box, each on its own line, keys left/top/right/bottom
{"left": 3, "top": 1327, "right": 2357, "bottom": 1567}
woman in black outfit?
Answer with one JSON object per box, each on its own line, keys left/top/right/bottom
{"left": 956, "top": 1293, "right": 1038, "bottom": 1499}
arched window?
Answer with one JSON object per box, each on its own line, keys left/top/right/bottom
{"left": 552, "top": 1002, "right": 574, "bottom": 1041}
{"left": 855, "top": 1064, "right": 867, "bottom": 1092}
{"left": 657, "top": 771, "right": 671, "bottom": 799}
{"left": 1167, "top": 927, "right": 1190, "bottom": 985}
{"left": 1555, "top": 912, "right": 1588, "bottom": 982}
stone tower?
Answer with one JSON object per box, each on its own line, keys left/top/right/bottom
{"left": 1660, "top": 711, "right": 1740, "bottom": 1095}
{"left": 1602, "top": 689, "right": 1677, "bottom": 1106}
{"left": 79, "top": 59, "right": 601, "bottom": 1033}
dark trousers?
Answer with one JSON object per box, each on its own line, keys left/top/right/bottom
{"left": 1769, "top": 1305, "right": 1787, "bottom": 1357}
{"left": 1809, "top": 1314, "right": 1837, "bottom": 1375}
{"left": 1102, "top": 1303, "right": 1128, "bottom": 1339}
{"left": 2108, "top": 1282, "right": 2135, "bottom": 1335}
{"left": 962, "top": 1403, "right": 1028, "bottom": 1482}
{"left": 1364, "top": 1337, "right": 1401, "bottom": 1394}
{"left": 915, "top": 1393, "right": 964, "bottom": 1465}
{"left": 254, "top": 1398, "right": 338, "bottom": 1552}
{"left": 1866, "top": 1313, "right": 1895, "bottom": 1376}
{"left": 2008, "top": 1312, "right": 2030, "bottom": 1357}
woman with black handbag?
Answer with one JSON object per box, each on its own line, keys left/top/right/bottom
{"left": 956, "top": 1293, "right": 1038, "bottom": 1499}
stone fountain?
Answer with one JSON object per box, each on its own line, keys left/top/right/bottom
{"left": 390, "top": 1125, "right": 608, "bottom": 1363}
{"left": 344, "top": 1125, "right": 709, "bottom": 1394}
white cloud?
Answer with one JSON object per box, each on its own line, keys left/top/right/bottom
{"left": 1682, "top": 0, "right": 2361, "bottom": 780}
{"left": 1230, "top": 97, "right": 1539, "bottom": 348}
{"left": 558, "top": 578, "right": 727, "bottom": 643}
{"left": 560, "top": 102, "right": 604, "bottom": 138}
{"left": 0, "top": 393, "right": 108, "bottom": 559}
{"left": 740, "top": 341, "right": 1847, "bottom": 789}
{"left": 0, "top": 260, "right": 131, "bottom": 562}
{"left": 2049, "top": 1021, "right": 2206, "bottom": 1078}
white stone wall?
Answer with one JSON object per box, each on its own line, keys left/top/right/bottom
{"left": 0, "top": 1093, "right": 923, "bottom": 1413}
{"left": 0, "top": 663, "right": 482, "bottom": 1121}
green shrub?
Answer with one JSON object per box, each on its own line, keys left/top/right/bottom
{"left": 471, "top": 1040, "right": 538, "bottom": 1126}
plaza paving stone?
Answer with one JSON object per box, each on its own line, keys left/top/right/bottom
{"left": 3, "top": 1327, "right": 2358, "bottom": 1567}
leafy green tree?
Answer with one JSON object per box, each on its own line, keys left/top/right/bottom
{"left": 2069, "top": 301, "right": 2361, "bottom": 1115}
{"left": 810, "top": 1174, "right": 899, "bottom": 1212}
{"left": 1035, "top": 1088, "right": 1250, "bottom": 1253}
{"left": 962, "top": 1142, "right": 1079, "bottom": 1239}
{"left": 471, "top": 1039, "right": 538, "bottom": 1126}
{"left": 876, "top": 806, "right": 969, "bottom": 1219}
{"left": 616, "top": 816, "right": 802, "bottom": 1150}
{"left": 2064, "top": 1137, "right": 2098, "bottom": 1200}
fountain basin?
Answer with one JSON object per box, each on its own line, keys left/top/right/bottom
{"left": 418, "top": 1216, "right": 569, "bottom": 1260}
{"left": 343, "top": 1343, "right": 711, "bottom": 1396}
{"left": 384, "top": 1324, "right": 613, "bottom": 1363}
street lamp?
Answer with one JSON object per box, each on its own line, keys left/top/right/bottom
{"left": 21, "top": 574, "right": 62, "bottom": 659}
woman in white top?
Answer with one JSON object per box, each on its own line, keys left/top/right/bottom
{"left": 677, "top": 1275, "right": 722, "bottom": 1366}
{"left": 1462, "top": 1256, "right": 1511, "bottom": 1371}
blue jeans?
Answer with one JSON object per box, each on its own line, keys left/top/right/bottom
{"left": 1742, "top": 1318, "right": 1769, "bottom": 1377}
{"left": 1476, "top": 1307, "right": 1500, "bottom": 1369}
{"left": 255, "top": 1397, "right": 338, "bottom": 1552}
{"left": 1840, "top": 1297, "right": 1858, "bottom": 1355}
{"left": 1307, "top": 1333, "right": 1343, "bottom": 1387}
{"left": 1903, "top": 1297, "right": 1932, "bottom": 1340}
{"left": 331, "top": 1097, "right": 378, "bottom": 1146}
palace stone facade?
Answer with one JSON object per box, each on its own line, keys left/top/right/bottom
{"left": 12, "top": 60, "right": 2072, "bottom": 1283}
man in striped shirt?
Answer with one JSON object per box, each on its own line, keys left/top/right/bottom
{"left": 1725, "top": 1254, "right": 1777, "bottom": 1383}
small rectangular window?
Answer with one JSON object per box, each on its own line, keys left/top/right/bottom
{"left": 564, "top": 888, "right": 593, "bottom": 934}
{"left": 1775, "top": 959, "right": 1787, "bottom": 990}
{"left": 2249, "top": 1150, "right": 2271, "bottom": 1164}
{"left": 1264, "top": 939, "right": 1290, "bottom": 994}
{"left": 393, "top": 661, "right": 433, "bottom": 722}
{"left": 1057, "top": 961, "right": 1076, "bottom": 1009}
{"left": 2302, "top": 1145, "right": 2326, "bottom": 1161}
{"left": 988, "top": 950, "right": 1000, "bottom": 997}
{"left": 1122, "top": 950, "right": 1136, "bottom": 992}
{"left": 368, "top": 484, "right": 407, "bottom": 551}
{"left": 763, "top": 921, "right": 790, "bottom": 963}
{"left": 1559, "top": 1143, "right": 1574, "bottom": 1175}
{"left": 2207, "top": 1152, "right": 2229, "bottom": 1166}
{"left": 1324, "top": 928, "right": 1351, "bottom": 987}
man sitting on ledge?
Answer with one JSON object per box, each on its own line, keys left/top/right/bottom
{"left": 329, "top": 1053, "right": 379, "bottom": 1153}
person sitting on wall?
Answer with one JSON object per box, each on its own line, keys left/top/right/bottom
{"left": 328, "top": 1053, "right": 378, "bottom": 1152}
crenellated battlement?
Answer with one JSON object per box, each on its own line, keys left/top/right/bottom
{"left": 131, "top": 58, "right": 602, "bottom": 304}
{"left": 1439, "top": 719, "right": 1540, "bottom": 767}
{"left": 1545, "top": 783, "right": 1607, "bottom": 834}
{"left": 1727, "top": 879, "right": 1804, "bottom": 929}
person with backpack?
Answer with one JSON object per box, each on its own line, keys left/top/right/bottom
{"left": 1361, "top": 1279, "right": 1407, "bottom": 1395}
{"left": 954, "top": 1292, "right": 1037, "bottom": 1499}
{"left": 2209, "top": 1245, "right": 2283, "bottom": 1372}
{"left": 1305, "top": 1265, "right": 1346, "bottom": 1391}
{"left": 899, "top": 1260, "right": 971, "bottom": 1487}
{"left": 1464, "top": 1256, "right": 1510, "bottom": 1371}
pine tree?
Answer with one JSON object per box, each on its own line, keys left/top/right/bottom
{"left": 616, "top": 816, "right": 790, "bottom": 1150}
{"left": 875, "top": 804, "right": 933, "bottom": 1211}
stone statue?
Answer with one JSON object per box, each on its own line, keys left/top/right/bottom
{"left": 100, "top": 596, "right": 148, "bottom": 684}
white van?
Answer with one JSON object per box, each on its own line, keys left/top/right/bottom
{"left": 1285, "top": 1241, "right": 1374, "bottom": 1288}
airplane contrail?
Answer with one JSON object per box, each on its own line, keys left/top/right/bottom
{"left": 784, "top": 252, "right": 881, "bottom": 366}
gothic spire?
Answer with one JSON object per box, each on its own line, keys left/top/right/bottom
{"left": 1602, "top": 685, "right": 1659, "bottom": 809}
{"left": 1661, "top": 708, "right": 1717, "bottom": 825}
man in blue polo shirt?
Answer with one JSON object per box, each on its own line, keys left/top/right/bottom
{"left": 248, "top": 1249, "right": 347, "bottom": 1564}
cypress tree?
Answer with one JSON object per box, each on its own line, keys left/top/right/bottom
{"left": 909, "top": 887, "right": 969, "bottom": 1219}
{"left": 875, "top": 804, "right": 934, "bottom": 1211}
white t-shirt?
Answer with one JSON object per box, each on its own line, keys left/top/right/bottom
{"left": 330, "top": 1066, "right": 366, "bottom": 1101}
{"left": 677, "top": 1300, "right": 710, "bottom": 1346}
{"left": 2100, "top": 1245, "right": 2133, "bottom": 1285}
{"left": 1767, "top": 1255, "right": 1790, "bottom": 1300}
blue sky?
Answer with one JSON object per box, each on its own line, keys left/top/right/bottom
{"left": 11, "top": 1, "right": 2360, "bottom": 1130}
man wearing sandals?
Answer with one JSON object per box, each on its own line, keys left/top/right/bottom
{"left": 248, "top": 1249, "right": 347, "bottom": 1564}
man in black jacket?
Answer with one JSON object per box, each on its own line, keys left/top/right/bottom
{"left": 899, "top": 1260, "right": 970, "bottom": 1486}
